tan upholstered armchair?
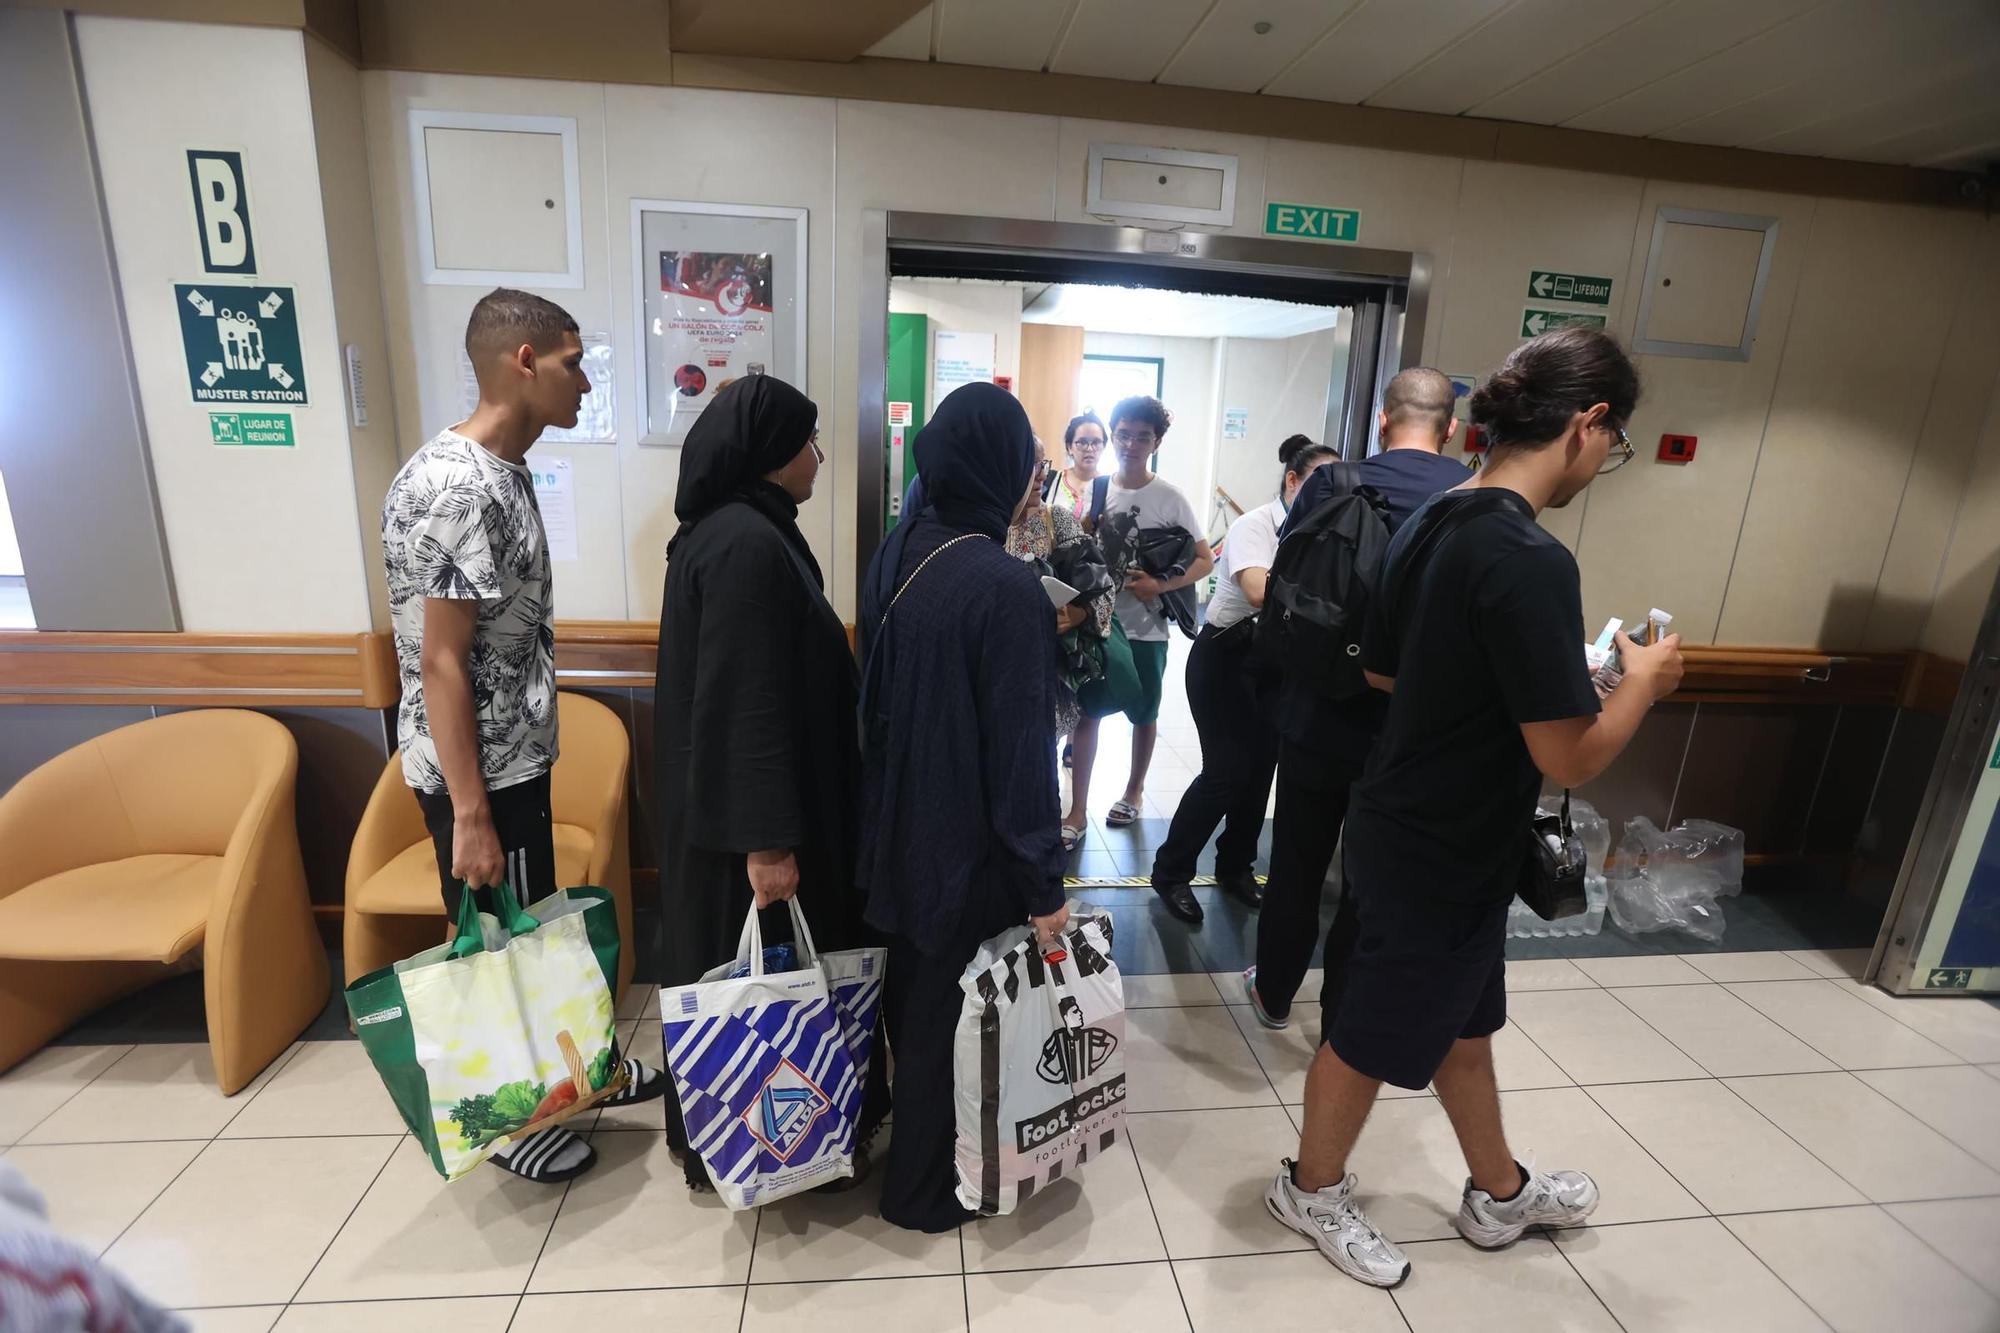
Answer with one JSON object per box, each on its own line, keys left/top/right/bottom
{"left": 0, "top": 710, "right": 329, "bottom": 1094}
{"left": 343, "top": 690, "right": 635, "bottom": 1002}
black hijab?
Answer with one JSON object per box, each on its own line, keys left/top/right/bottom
{"left": 858, "top": 382, "right": 1035, "bottom": 730}
{"left": 666, "top": 374, "right": 819, "bottom": 572}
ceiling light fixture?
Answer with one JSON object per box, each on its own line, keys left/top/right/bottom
{"left": 1253, "top": 20, "right": 1273, "bottom": 34}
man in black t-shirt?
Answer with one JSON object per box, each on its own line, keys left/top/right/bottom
{"left": 1264, "top": 328, "right": 1683, "bottom": 1289}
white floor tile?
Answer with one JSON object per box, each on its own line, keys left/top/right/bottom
{"left": 1726, "top": 982, "right": 1960, "bottom": 1070}
{"left": 1122, "top": 1006, "right": 1278, "bottom": 1112}
{"left": 1857, "top": 1065, "right": 2000, "bottom": 1169}
{"left": 1124, "top": 1106, "right": 1309, "bottom": 1259}
{"left": 0, "top": 1044, "right": 130, "bottom": 1144}
{"left": 1390, "top": 1234, "right": 1621, "bottom": 1332}
{"left": 1484, "top": 1086, "right": 1706, "bottom": 1229}
{"left": 1981, "top": 1064, "right": 2000, "bottom": 1082}
{"left": 220, "top": 1041, "right": 408, "bottom": 1139}
{"left": 1784, "top": 948, "right": 1872, "bottom": 981}
{"left": 1682, "top": 951, "right": 1823, "bottom": 984}
{"left": 963, "top": 1133, "right": 1167, "bottom": 1272}
{"left": 1175, "top": 1251, "right": 1407, "bottom": 1332}
{"left": 1586, "top": 1078, "right": 1863, "bottom": 1214}
{"left": 1124, "top": 974, "right": 1224, "bottom": 1007}
{"left": 23, "top": 1043, "right": 289, "bottom": 1144}
{"left": 749, "top": 1134, "right": 960, "bottom": 1283}
{"left": 1838, "top": 985, "right": 2000, "bottom": 1064}
{"left": 967, "top": 1261, "right": 1189, "bottom": 1332}
{"left": 515, "top": 1286, "right": 745, "bottom": 1326}
{"left": 1610, "top": 984, "right": 1837, "bottom": 1077}
{"left": 298, "top": 1134, "right": 568, "bottom": 1301}
{"left": 1506, "top": 989, "right": 1707, "bottom": 1085}
{"left": 1489, "top": 1020, "right": 1576, "bottom": 1091}
{"left": 1573, "top": 955, "right": 1711, "bottom": 988}
{"left": 1505, "top": 959, "right": 1600, "bottom": 991}
{"left": 1726, "top": 1072, "right": 2000, "bottom": 1202}
{"left": 743, "top": 1275, "right": 967, "bottom": 1332}
{"left": 1553, "top": 1217, "right": 1828, "bottom": 1332}
{"left": 1726, "top": 1205, "right": 2000, "bottom": 1333}
{"left": 104, "top": 1136, "right": 397, "bottom": 1307}
{"left": 1885, "top": 1196, "right": 2000, "bottom": 1298}
{"left": 272, "top": 1296, "right": 517, "bottom": 1330}
{"left": 615, "top": 984, "right": 655, "bottom": 1021}
{"left": 1210, "top": 969, "right": 1322, "bottom": 1006}
{"left": 1226, "top": 1005, "right": 1318, "bottom": 1103}
{"left": 2, "top": 1139, "right": 204, "bottom": 1254}
{"left": 522, "top": 1131, "right": 756, "bottom": 1294}
{"left": 173, "top": 1308, "right": 282, "bottom": 1333}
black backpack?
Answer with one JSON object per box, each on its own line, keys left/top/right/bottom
{"left": 1256, "top": 462, "right": 1393, "bottom": 701}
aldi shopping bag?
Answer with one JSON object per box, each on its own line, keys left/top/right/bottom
{"left": 954, "top": 908, "right": 1126, "bottom": 1216}
{"left": 345, "top": 882, "right": 628, "bottom": 1181}
{"left": 662, "top": 901, "right": 886, "bottom": 1210}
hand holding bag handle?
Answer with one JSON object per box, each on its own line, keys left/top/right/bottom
{"left": 736, "top": 898, "right": 825, "bottom": 976}
{"left": 446, "top": 880, "right": 542, "bottom": 958}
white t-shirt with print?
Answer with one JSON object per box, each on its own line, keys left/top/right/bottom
{"left": 382, "top": 428, "right": 558, "bottom": 794}
{"left": 1103, "top": 474, "right": 1204, "bottom": 642}
{"left": 1205, "top": 499, "right": 1285, "bottom": 632}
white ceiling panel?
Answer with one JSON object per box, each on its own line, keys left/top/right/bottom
{"left": 1262, "top": 0, "right": 1511, "bottom": 105}
{"left": 1852, "top": 107, "right": 2000, "bottom": 168}
{"left": 1050, "top": 0, "right": 1215, "bottom": 81}
{"left": 1158, "top": 0, "right": 1361, "bottom": 93}
{"left": 1470, "top": 0, "right": 1818, "bottom": 127}
{"left": 1562, "top": 0, "right": 1886, "bottom": 139}
{"left": 1658, "top": 1, "right": 1994, "bottom": 147}
{"left": 866, "top": 3, "right": 936, "bottom": 60}
{"left": 936, "top": 0, "right": 1074, "bottom": 71}
{"left": 1023, "top": 282, "right": 1341, "bottom": 339}
{"left": 1368, "top": 0, "right": 1671, "bottom": 116}
{"left": 1746, "top": 61, "right": 2000, "bottom": 158}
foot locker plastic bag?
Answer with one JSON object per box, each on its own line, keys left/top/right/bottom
{"left": 954, "top": 908, "right": 1126, "bottom": 1216}
{"left": 661, "top": 900, "right": 885, "bottom": 1210}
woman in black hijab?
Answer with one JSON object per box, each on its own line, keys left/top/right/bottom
{"left": 858, "top": 382, "right": 1071, "bottom": 1232}
{"left": 656, "top": 373, "right": 873, "bottom": 1191}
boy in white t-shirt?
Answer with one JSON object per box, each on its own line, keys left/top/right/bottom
{"left": 1065, "top": 395, "right": 1215, "bottom": 862}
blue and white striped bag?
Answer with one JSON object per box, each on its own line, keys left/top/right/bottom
{"left": 661, "top": 900, "right": 885, "bottom": 1210}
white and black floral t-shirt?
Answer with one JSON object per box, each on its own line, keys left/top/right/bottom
{"left": 383, "top": 428, "right": 558, "bottom": 794}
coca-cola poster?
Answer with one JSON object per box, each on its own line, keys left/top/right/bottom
{"left": 657, "top": 250, "right": 775, "bottom": 424}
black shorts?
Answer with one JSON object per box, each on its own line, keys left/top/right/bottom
{"left": 416, "top": 772, "right": 557, "bottom": 920}
{"left": 1322, "top": 874, "right": 1508, "bottom": 1091}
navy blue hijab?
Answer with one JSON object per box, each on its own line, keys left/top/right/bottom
{"left": 859, "top": 382, "right": 1035, "bottom": 727}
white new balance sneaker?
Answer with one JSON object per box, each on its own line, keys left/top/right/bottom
{"left": 1455, "top": 1159, "right": 1600, "bottom": 1249}
{"left": 1266, "top": 1160, "right": 1410, "bottom": 1288}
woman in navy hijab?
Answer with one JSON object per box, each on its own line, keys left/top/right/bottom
{"left": 858, "top": 383, "right": 1071, "bottom": 1232}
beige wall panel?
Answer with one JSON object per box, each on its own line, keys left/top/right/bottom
{"left": 828, "top": 100, "right": 1061, "bottom": 616}
{"left": 361, "top": 71, "right": 627, "bottom": 621}
{"left": 1018, "top": 322, "right": 1086, "bottom": 452}
{"left": 1922, "top": 368, "right": 2000, "bottom": 662}
{"left": 1865, "top": 219, "right": 2000, "bottom": 652}
{"left": 1715, "top": 200, "right": 1979, "bottom": 648}
{"left": 1574, "top": 184, "right": 1817, "bottom": 644}
{"left": 1260, "top": 139, "right": 1463, "bottom": 364}
{"left": 1054, "top": 118, "right": 1267, "bottom": 236}
{"left": 604, "top": 84, "right": 838, "bottom": 623}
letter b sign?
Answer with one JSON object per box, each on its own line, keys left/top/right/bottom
{"left": 187, "top": 150, "right": 256, "bottom": 274}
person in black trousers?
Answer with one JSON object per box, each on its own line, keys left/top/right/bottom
{"left": 1149, "top": 436, "right": 1338, "bottom": 923}
{"left": 1246, "top": 369, "right": 1472, "bottom": 1028}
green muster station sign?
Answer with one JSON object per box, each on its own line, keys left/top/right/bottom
{"left": 175, "top": 283, "right": 308, "bottom": 406}
{"left": 1264, "top": 202, "right": 1360, "bottom": 243}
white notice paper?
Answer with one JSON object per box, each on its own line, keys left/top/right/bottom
{"left": 1041, "top": 575, "right": 1079, "bottom": 609}
{"left": 458, "top": 333, "right": 617, "bottom": 443}
{"left": 530, "top": 458, "right": 578, "bottom": 563}
{"left": 934, "top": 329, "right": 995, "bottom": 409}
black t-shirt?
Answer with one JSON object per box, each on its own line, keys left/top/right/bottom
{"left": 1343, "top": 487, "right": 1601, "bottom": 903}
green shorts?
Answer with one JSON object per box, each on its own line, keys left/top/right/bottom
{"left": 1125, "top": 637, "right": 1169, "bottom": 726}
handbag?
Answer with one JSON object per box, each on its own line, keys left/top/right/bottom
{"left": 1518, "top": 790, "right": 1588, "bottom": 921}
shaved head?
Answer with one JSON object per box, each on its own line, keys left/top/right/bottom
{"left": 464, "top": 287, "right": 578, "bottom": 370}
{"left": 1381, "top": 367, "right": 1455, "bottom": 444}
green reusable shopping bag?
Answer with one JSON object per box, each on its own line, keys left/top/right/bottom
{"left": 345, "top": 882, "right": 627, "bottom": 1180}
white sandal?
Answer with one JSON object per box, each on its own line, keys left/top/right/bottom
{"left": 1061, "top": 824, "right": 1085, "bottom": 852}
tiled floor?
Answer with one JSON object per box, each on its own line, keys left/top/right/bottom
{"left": 8, "top": 948, "right": 2000, "bottom": 1332}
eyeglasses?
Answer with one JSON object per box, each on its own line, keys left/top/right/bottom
{"left": 809, "top": 429, "right": 823, "bottom": 464}
{"left": 1597, "top": 423, "right": 1633, "bottom": 475}
{"left": 1113, "top": 429, "right": 1157, "bottom": 448}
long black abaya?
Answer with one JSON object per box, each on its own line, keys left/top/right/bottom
{"left": 655, "top": 375, "right": 875, "bottom": 1185}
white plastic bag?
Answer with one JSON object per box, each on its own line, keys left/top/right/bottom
{"left": 1607, "top": 817, "right": 1728, "bottom": 943}
{"left": 953, "top": 907, "right": 1126, "bottom": 1217}
{"left": 1668, "top": 819, "right": 1746, "bottom": 896}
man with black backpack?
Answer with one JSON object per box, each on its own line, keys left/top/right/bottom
{"left": 1243, "top": 368, "right": 1469, "bottom": 1030}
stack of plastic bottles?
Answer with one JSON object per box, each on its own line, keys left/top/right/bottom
{"left": 1506, "top": 796, "right": 1612, "bottom": 939}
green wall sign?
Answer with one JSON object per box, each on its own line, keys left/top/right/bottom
{"left": 1521, "top": 308, "right": 1607, "bottom": 338}
{"left": 1264, "top": 202, "right": 1360, "bottom": 243}
{"left": 175, "top": 283, "right": 307, "bottom": 406}
{"left": 1528, "top": 270, "right": 1613, "bottom": 305}
{"left": 209, "top": 411, "right": 295, "bottom": 447}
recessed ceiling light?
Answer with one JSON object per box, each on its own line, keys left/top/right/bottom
{"left": 1253, "top": 20, "right": 1273, "bottom": 34}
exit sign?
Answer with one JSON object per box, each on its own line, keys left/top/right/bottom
{"left": 1265, "top": 202, "right": 1360, "bottom": 244}
{"left": 1528, "top": 270, "right": 1613, "bottom": 305}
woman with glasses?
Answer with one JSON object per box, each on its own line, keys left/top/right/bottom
{"left": 654, "top": 374, "right": 880, "bottom": 1193}
{"left": 1048, "top": 413, "right": 1108, "bottom": 524}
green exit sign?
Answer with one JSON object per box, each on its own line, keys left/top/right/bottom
{"left": 1521, "top": 307, "right": 1607, "bottom": 338}
{"left": 1265, "top": 202, "right": 1360, "bottom": 243}
{"left": 1529, "top": 270, "right": 1613, "bottom": 305}
{"left": 209, "top": 411, "right": 295, "bottom": 447}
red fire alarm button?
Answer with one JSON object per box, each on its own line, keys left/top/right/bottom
{"left": 1658, "top": 433, "right": 1697, "bottom": 463}
{"left": 1463, "top": 423, "right": 1488, "bottom": 454}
